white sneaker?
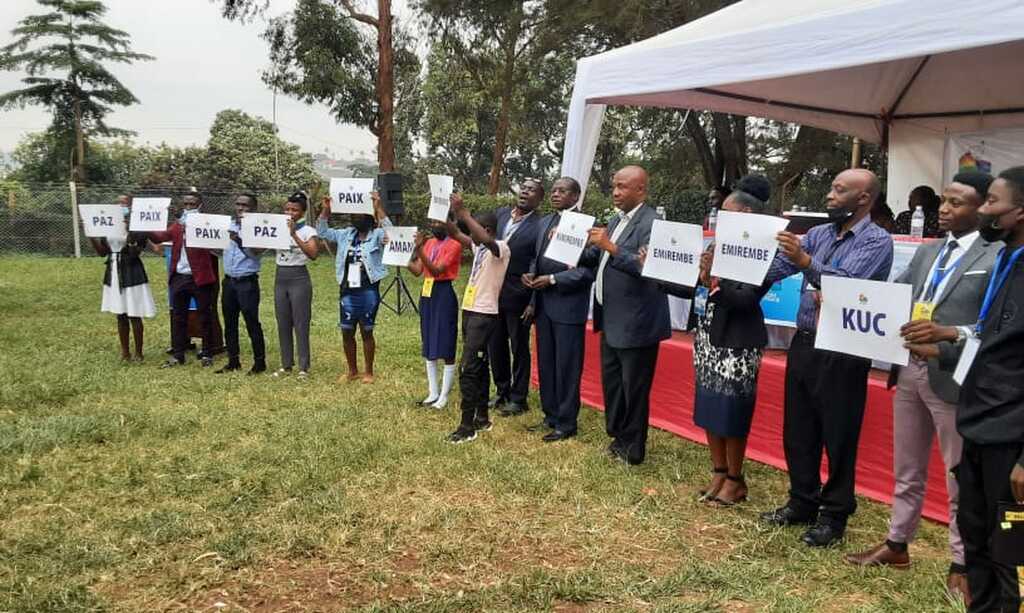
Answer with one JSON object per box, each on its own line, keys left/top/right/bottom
{"left": 272, "top": 368, "right": 291, "bottom": 377}
{"left": 431, "top": 396, "right": 448, "bottom": 410}
{"left": 297, "top": 370, "right": 309, "bottom": 379}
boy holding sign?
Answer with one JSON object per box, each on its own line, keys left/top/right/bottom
{"left": 317, "top": 191, "right": 392, "bottom": 383}
{"left": 445, "top": 194, "right": 511, "bottom": 444}
{"left": 88, "top": 194, "right": 156, "bottom": 361}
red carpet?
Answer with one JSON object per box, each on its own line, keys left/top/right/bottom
{"left": 534, "top": 324, "right": 950, "bottom": 523}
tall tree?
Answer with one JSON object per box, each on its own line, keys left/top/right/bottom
{"left": 0, "top": 0, "right": 153, "bottom": 184}
{"left": 222, "top": 0, "right": 414, "bottom": 173}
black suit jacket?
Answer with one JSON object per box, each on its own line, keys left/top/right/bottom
{"left": 589, "top": 204, "right": 671, "bottom": 349}
{"left": 495, "top": 206, "right": 542, "bottom": 312}
{"left": 528, "top": 211, "right": 596, "bottom": 325}
{"left": 661, "top": 279, "right": 770, "bottom": 349}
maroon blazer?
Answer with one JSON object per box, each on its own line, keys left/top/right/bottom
{"left": 150, "top": 223, "right": 217, "bottom": 287}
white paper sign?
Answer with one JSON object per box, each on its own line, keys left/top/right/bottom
{"left": 79, "top": 205, "right": 127, "bottom": 239}
{"left": 184, "top": 213, "right": 232, "bottom": 250}
{"left": 815, "top": 276, "right": 912, "bottom": 366}
{"left": 641, "top": 220, "right": 704, "bottom": 287}
{"left": 129, "top": 197, "right": 171, "bottom": 232}
{"left": 428, "top": 174, "right": 454, "bottom": 222}
{"left": 382, "top": 226, "right": 418, "bottom": 267}
{"left": 710, "top": 210, "right": 789, "bottom": 285}
{"left": 543, "top": 210, "right": 595, "bottom": 267}
{"left": 240, "top": 213, "right": 292, "bottom": 250}
{"left": 330, "top": 177, "right": 375, "bottom": 215}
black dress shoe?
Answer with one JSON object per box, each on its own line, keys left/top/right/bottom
{"left": 248, "top": 361, "right": 267, "bottom": 375}
{"left": 759, "top": 505, "right": 817, "bottom": 527}
{"left": 526, "top": 421, "right": 554, "bottom": 433}
{"left": 499, "top": 402, "right": 528, "bottom": 417}
{"left": 216, "top": 362, "right": 241, "bottom": 374}
{"left": 801, "top": 523, "right": 845, "bottom": 548}
{"left": 488, "top": 395, "right": 508, "bottom": 409}
{"left": 543, "top": 430, "right": 576, "bottom": 442}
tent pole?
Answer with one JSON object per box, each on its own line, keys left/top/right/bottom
{"left": 850, "top": 137, "right": 862, "bottom": 168}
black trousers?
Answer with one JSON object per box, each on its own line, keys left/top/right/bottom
{"left": 535, "top": 310, "right": 585, "bottom": 433}
{"left": 783, "top": 332, "right": 871, "bottom": 526}
{"left": 600, "top": 334, "right": 660, "bottom": 464}
{"left": 488, "top": 305, "right": 532, "bottom": 404}
{"left": 957, "top": 440, "right": 1023, "bottom": 613}
{"left": 460, "top": 311, "right": 501, "bottom": 428}
{"left": 222, "top": 275, "right": 265, "bottom": 364}
{"left": 169, "top": 273, "right": 215, "bottom": 362}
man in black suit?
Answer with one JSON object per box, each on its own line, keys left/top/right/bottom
{"left": 521, "top": 177, "right": 596, "bottom": 442}
{"left": 586, "top": 165, "right": 671, "bottom": 464}
{"left": 489, "top": 179, "right": 544, "bottom": 416}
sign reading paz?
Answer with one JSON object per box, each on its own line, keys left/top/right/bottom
{"left": 383, "top": 226, "right": 418, "bottom": 267}
{"left": 79, "top": 205, "right": 126, "bottom": 239}
{"left": 543, "top": 210, "right": 595, "bottom": 267}
{"left": 427, "top": 174, "right": 454, "bottom": 221}
{"left": 641, "top": 220, "right": 704, "bottom": 287}
{"left": 184, "top": 213, "right": 232, "bottom": 250}
{"left": 240, "top": 213, "right": 292, "bottom": 250}
{"left": 815, "top": 276, "right": 912, "bottom": 366}
{"left": 710, "top": 210, "right": 789, "bottom": 285}
{"left": 129, "top": 197, "right": 171, "bottom": 232}
{"left": 330, "top": 177, "right": 375, "bottom": 215}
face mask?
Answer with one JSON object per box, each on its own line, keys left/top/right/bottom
{"left": 827, "top": 206, "right": 854, "bottom": 224}
{"left": 352, "top": 217, "right": 373, "bottom": 233}
{"left": 431, "top": 227, "right": 447, "bottom": 240}
{"left": 978, "top": 213, "right": 1011, "bottom": 243}
{"left": 180, "top": 209, "right": 194, "bottom": 221}
{"left": 121, "top": 207, "right": 131, "bottom": 217}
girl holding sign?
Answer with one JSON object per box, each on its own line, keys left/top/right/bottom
{"left": 273, "top": 191, "right": 319, "bottom": 378}
{"left": 90, "top": 194, "right": 157, "bottom": 361}
{"left": 408, "top": 219, "right": 462, "bottom": 408}
{"left": 317, "top": 192, "right": 392, "bottom": 383}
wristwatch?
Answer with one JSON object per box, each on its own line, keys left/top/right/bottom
{"left": 955, "top": 327, "right": 968, "bottom": 344}
{"left": 548, "top": 275, "right": 556, "bottom": 285}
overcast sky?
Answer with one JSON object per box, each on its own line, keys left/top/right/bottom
{"left": 0, "top": 0, "right": 404, "bottom": 158}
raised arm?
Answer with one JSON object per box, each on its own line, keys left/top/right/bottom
{"left": 450, "top": 193, "right": 499, "bottom": 257}
{"left": 289, "top": 218, "right": 319, "bottom": 260}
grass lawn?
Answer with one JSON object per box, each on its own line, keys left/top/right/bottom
{"left": 0, "top": 254, "right": 964, "bottom": 612}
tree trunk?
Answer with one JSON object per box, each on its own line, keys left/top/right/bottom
{"left": 375, "top": 0, "right": 396, "bottom": 172}
{"left": 73, "top": 98, "right": 86, "bottom": 185}
{"left": 487, "top": 18, "right": 520, "bottom": 196}
{"left": 684, "top": 111, "right": 718, "bottom": 188}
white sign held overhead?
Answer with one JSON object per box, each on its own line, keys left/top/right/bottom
{"left": 382, "top": 226, "right": 418, "bottom": 267}
{"left": 330, "top": 177, "right": 375, "bottom": 215}
{"left": 641, "top": 220, "right": 704, "bottom": 287}
{"left": 542, "top": 210, "right": 595, "bottom": 267}
{"left": 129, "top": 197, "right": 171, "bottom": 232}
{"left": 709, "top": 210, "right": 789, "bottom": 286}
{"left": 184, "top": 213, "right": 232, "bottom": 250}
{"left": 427, "top": 174, "right": 454, "bottom": 221}
{"left": 815, "top": 276, "right": 912, "bottom": 366}
{"left": 79, "top": 205, "right": 126, "bottom": 239}
{"left": 240, "top": 213, "right": 292, "bottom": 250}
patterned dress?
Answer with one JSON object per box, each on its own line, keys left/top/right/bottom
{"left": 692, "top": 301, "right": 763, "bottom": 438}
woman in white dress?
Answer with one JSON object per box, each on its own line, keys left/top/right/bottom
{"left": 91, "top": 195, "right": 157, "bottom": 361}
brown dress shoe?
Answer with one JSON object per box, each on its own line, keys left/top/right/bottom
{"left": 844, "top": 541, "right": 911, "bottom": 569}
{"left": 946, "top": 571, "right": 971, "bottom": 607}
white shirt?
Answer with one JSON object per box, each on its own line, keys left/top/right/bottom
{"left": 276, "top": 224, "right": 318, "bottom": 267}
{"left": 917, "top": 231, "right": 979, "bottom": 302}
{"left": 176, "top": 241, "right": 192, "bottom": 275}
{"left": 595, "top": 202, "right": 645, "bottom": 305}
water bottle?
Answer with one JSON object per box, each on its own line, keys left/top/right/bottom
{"left": 656, "top": 206, "right": 666, "bottom": 220}
{"left": 910, "top": 204, "right": 925, "bottom": 239}
{"left": 708, "top": 207, "right": 718, "bottom": 232}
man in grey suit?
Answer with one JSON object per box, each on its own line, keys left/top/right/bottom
{"left": 846, "top": 171, "right": 999, "bottom": 606}
{"left": 586, "top": 165, "right": 671, "bottom": 465}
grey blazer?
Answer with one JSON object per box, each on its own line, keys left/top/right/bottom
{"left": 892, "top": 235, "right": 1001, "bottom": 403}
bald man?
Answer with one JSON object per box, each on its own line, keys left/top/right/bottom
{"left": 586, "top": 165, "right": 671, "bottom": 465}
{"left": 760, "top": 169, "right": 894, "bottom": 547}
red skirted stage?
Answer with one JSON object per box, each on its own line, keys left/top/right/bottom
{"left": 535, "top": 325, "right": 950, "bottom": 523}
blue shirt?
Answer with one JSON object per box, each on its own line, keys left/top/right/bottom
{"left": 223, "top": 221, "right": 263, "bottom": 278}
{"left": 766, "top": 215, "right": 893, "bottom": 332}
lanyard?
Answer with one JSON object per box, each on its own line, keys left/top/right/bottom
{"left": 976, "top": 246, "right": 1024, "bottom": 334}
{"left": 468, "top": 245, "right": 488, "bottom": 284}
{"left": 923, "top": 250, "right": 962, "bottom": 301}
{"left": 428, "top": 237, "right": 447, "bottom": 263}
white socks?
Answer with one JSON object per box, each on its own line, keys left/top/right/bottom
{"left": 423, "top": 359, "right": 439, "bottom": 405}
{"left": 433, "top": 363, "right": 456, "bottom": 408}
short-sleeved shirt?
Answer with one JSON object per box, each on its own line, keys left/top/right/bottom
{"left": 463, "top": 240, "right": 511, "bottom": 315}
{"left": 276, "top": 224, "right": 318, "bottom": 267}
{"left": 423, "top": 237, "right": 462, "bottom": 281}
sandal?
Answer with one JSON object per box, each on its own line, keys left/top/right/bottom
{"left": 708, "top": 474, "right": 748, "bottom": 507}
{"left": 697, "top": 467, "right": 728, "bottom": 501}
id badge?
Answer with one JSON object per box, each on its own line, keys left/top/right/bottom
{"left": 347, "top": 262, "right": 362, "bottom": 288}
{"left": 421, "top": 277, "right": 434, "bottom": 298}
{"left": 911, "top": 301, "right": 935, "bottom": 321}
{"left": 693, "top": 285, "right": 709, "bottom": 318}
{"left": 462, "top": 284, "right": 477, "bottom": 307}
{"left": 953, "top": 337, "right": 980, "bottom": 386}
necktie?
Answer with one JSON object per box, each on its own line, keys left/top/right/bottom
{"left": 922, "top": 240, "right": 958, "bottom": 302}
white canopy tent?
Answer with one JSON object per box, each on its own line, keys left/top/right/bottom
{"left": 561, "top": 0, "right": 1024, "bottom": 210}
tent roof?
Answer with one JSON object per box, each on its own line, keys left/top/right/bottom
{"left": 570, "top": 0, "right": 1024, "bottom": 143}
